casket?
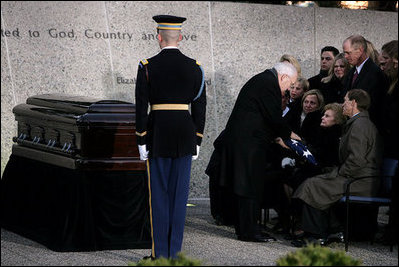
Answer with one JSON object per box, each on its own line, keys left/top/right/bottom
{"left": 12, "top": 93, "right": 145, "bottom": 170}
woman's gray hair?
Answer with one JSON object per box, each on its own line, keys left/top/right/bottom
{"left": 273, "top": 62, "right": 297, "bottom": 78}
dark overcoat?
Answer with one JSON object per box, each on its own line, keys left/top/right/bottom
{"left": 343, "top": 58, "right": 388, "bottom": 130}
{"left": 218, "top": 68, "right": 291, "bottom": 200}
{"left": 293, "top": 111, "right": 383, "bottom": 210}
{"left": 381, "top": 82, "right": 399, "bottom": 159}
{"left": 319, "top": 77, "right": 345, "bottom": 104}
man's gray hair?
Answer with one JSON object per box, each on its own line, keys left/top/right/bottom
{"left": 273, "top": 61, "right": 297, "bottom": 77}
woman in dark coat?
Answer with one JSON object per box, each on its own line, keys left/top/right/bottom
{"left": 285, "top": 89, "right": 324, "bottom": 150}
{"left": 379, "top": 40, "right": 398, "bottom": 245}
{"left": 319, "top": 53, "right": 351, "bottom": 104}
{"left": 284, "top": 103, "right": 345, "bottom": 191}
{"left": 282, "top": 103, "right": 346, "bottom": 238}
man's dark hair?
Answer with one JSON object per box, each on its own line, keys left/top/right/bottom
{"left": 347, "top": 89, "right": 371, "bottom": 111}
{"left": 321, "top": 46, "right": 339, "bottom": 57}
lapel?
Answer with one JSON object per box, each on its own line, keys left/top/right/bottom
{"left": 352, "top": 59, "right": 372, "bottom": 88}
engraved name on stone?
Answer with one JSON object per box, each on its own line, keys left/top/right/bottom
{"left": 116, "top": 77, "right": 211, "bottom": 85}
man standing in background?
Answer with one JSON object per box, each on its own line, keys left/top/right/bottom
{"left": 308, "top": 46, "right": 340, "bottom": 90}
{"left": 342, "top": 34, "right": 388, "bottom": 131}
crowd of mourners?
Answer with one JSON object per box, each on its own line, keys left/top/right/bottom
{"left": 206, "top": 35, "right": 398, "bottom": 247}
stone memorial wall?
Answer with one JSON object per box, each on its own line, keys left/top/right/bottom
{"left": 1, "top": 1, "right": 398, "bottom": 197}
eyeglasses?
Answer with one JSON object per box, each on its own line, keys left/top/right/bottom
{"left": 334, "top": 65, "right": 345, "bottom": 69}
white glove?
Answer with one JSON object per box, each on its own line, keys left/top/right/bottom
{"left": 192, "top": 145, "right": 200, "bottom": 160}
{"left": 281, "top": 157, "right": 295, "bottom": 168}
{"left": 138, "top": 145, "right": 149, "bottom": 161}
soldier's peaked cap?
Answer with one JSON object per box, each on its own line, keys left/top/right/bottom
{"left": 153, "top": 15, "right": 186, "bottom": 30}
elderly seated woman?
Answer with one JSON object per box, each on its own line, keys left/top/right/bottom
{"left": 282, "top": 102, "right": 346, "bottom": 239}
{"left": 291, "top": 89, "right": 383, "bottom": 247}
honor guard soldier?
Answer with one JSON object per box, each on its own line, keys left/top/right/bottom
{"left": 135, "top": 15, "right": 206, "bottom": 260}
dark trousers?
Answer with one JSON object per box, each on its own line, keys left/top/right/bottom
{"left": 235, "top": 196, "right": 261, "bottom": 238}
{"left": 302, "top": 202, "right": 342, "bottom": 238}
{"left": 147, "top": 156, "right": 192, "bottom": 259}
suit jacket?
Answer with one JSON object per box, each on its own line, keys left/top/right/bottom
{"left": 343, "top": 58, "right": 388, "bottom": 130}
{"left": 308, "top": 70, "right": 328, "bottom": 90}
{"left": 293, "top": 111, "right": 383, "bottom": 210}
{"left": 135, "top": 48, "right": 206, "bottom": 158}
{"left": 218, "top": 68, "right": 291, "bottom": 200}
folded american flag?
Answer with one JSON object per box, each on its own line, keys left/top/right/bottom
{"left": 284, "top": 139, "right": 318, "bottom": 166}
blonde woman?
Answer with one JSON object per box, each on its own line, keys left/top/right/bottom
{"left": 320, "top": 53, "right": 351, "bottom": 104}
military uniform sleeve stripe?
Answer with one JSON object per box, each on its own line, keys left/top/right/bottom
{"left": 136, "top": 131, "right": 147, "bottom": 137}
{"left": 193, "top": 61, "right": 205, "bottom": 101}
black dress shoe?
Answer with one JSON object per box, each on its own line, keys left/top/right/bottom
{"left": 142, "top": 255, "right": 155, "bottom": 261}
{"left": 327, "top": 232, "right": 344, "bottom": 243}
{"left": 238, "top": 233, "right": 276, "bottom": 242}
{"left": 291, "top": 236, "right": 328, "bottom": 247}
{"left": 291, "top": 238, "right": 307, "bottom": 247}
{"left": 259, "top": 232, "right": 277, "bottom": 241}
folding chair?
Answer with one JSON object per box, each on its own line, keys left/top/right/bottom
{"left": 340, "top": 158, "right": 398, "bottom": 252}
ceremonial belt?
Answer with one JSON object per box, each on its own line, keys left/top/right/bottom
{"left": 151, "top": 104, "right": 189, "bottom": 110}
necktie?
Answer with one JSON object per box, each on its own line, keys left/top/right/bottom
{"left": 351, "top": 70, "right": 358, "bottom": 87}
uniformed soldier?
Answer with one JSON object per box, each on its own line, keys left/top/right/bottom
{"left": 135, "top": 15, "right": 206, "bottom": 260}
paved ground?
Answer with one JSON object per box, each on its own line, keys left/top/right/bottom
{"left": 1, "top": 199, "right": 398, "bottom": 266}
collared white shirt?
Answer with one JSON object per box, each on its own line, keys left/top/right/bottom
{"left": 282, "top": 107, "right": 290, "bottom": 117}
{"left": 162, "top": 46, "right": 178, "bottom": 50}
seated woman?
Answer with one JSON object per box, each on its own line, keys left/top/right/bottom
{"left": 270, "top": 89, "right": 324, "bottom": 234}
{"left": 282, "top": 103, "right": 346, "bottom": 239}
{"left": 291, "top": 89, "right": 383, "bottom": 246}
{"left": 285, "top": 89, "right": 324, "bottom": 145}
{"left": 284, "top": 103, "right": 346, "bottom": 192}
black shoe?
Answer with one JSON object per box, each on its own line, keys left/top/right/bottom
{"left": 284, "top": 230, "right": 305, "bottom": 240}
{"left": 142, "top": 255, "right": 155, "bottom": 261}
{"left": 291, "top": 236, "right": 328, "bottom": 247}
{"left": 238, "top": 233, "right": 276, "bottom": 242}
{"left": 291, "top": 238, "right": 307, "bottom": 247}
{"left": 327, "top": 232, "right": 344, "bottom": 243}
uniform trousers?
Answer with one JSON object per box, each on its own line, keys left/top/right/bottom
{"left": 147, "top": 155, "right": 192, "bottom": 259}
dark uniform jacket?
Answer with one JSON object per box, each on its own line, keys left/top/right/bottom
{"left": 218, "top": 68, "right": 291, "bottom": 200}
{"left": 343, "top": 58, "right": 388, "bottom": 131}
{"left": 135, "top": 48, "right": 206, "bottom": 158}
